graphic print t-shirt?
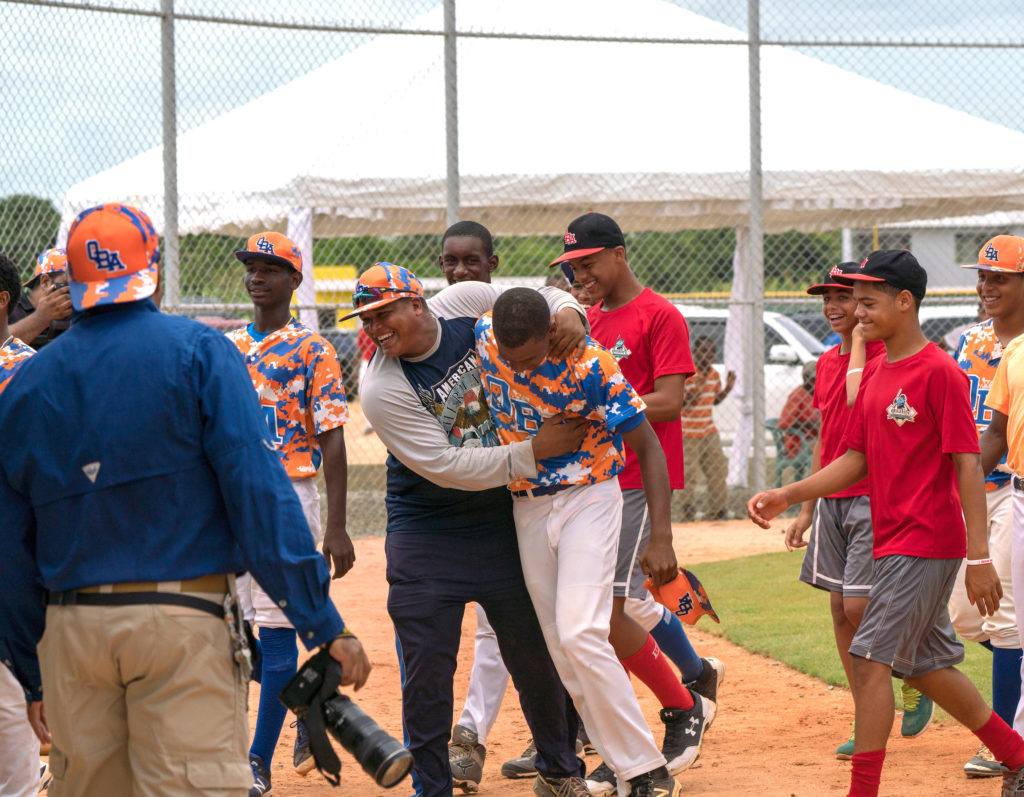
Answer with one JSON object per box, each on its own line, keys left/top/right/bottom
{"left": 385, "top": 315, "right": 512, "bottom": 530}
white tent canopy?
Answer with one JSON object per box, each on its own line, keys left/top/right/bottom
{"left": 61, "top": 0, "right": 1024, "bottom": 238}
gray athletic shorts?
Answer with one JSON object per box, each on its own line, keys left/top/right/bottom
{"left": 614, "top": 489, "right": 651, "bottom": 599}
{"left": 849, "top": 555, "right": 964, "bottom": 679}
{"left": 799, "top": 495, "right": 874, "bottom": 597}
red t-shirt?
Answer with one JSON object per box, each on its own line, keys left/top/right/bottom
{"left": 843, "top": 343, "right": 979, "bottom": 558}
{"left": 588, "top": 288, "right": 694, "bottom": 490}
{"left": 814, "top": 339, "right": 886, "bottom": 498}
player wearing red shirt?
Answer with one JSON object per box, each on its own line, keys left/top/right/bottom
{"left": 553, "top": 213, "right": 722, "bottom": 795}
{"left": 750, "top": 250, "right": 1024, "bottom": 797}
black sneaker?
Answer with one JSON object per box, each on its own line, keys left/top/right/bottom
{"left": 584, "top": 761, "right": 617, "bottom": 797}
{"left": 685, "top": 657, "right": 724, "bottom": 714}
{"left": 627, "top": 765, "right": 676, "bottom": 797}
{"left": 501, "top": 739, "right": 538, "bottom": 778}
{"left": 660, "top": 693, "right": 712, "bottom": 775}
{"left": 248, "top": 755, "right": 272, "bottom": 797}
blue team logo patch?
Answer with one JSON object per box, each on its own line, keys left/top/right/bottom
{"left": 985, "top": 243, "right": 1000, "bottom": 262}
{"left": 885, "top": 388, "right": 918, "bottom": 427}
{"left": 86, "top": 240, "right": 127, "bottom": 273}
{"left": 256, "top": 236, "right": 275, "bottom": 255}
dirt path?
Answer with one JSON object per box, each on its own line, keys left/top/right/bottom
{"left": 251, "top": 521, "right": 995, "bottom": 796}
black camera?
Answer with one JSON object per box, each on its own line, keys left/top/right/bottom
{"left": 280, "top": 647, "right": 413, "bottom": 788}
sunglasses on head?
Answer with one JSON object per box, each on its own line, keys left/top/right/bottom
{"left": 352, "top": 285, "right": 405, "bottom": 309}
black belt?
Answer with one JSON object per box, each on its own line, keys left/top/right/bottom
{"left": 1014, "top": 476, "right": 1024, "bottom": 492}
{"left": 47, "top": 590, "right": 223, "bottom": 618}
{"left": 511, "top": 482, "right": 575, "bottom": 498}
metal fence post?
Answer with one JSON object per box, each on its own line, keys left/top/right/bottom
{"left": 444, "top": 0, "right": 459, "bottom": 227}
{"left": 161, "top": 0, "right": 179, "bottom": 310}
{"left": 748, "top": 0, "right": 766, "bottom": 492}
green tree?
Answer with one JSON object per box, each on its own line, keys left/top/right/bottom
{"left": 0, "top": 194, "right": 60, "bottom": 280}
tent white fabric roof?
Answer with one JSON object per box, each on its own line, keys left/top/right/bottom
{"left": 61, "top": 0, "right": 1024, "bottom": 236}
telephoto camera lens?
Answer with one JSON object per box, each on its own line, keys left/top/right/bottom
{"left": 324, "top": 693, "right": 413, "bottom": 787}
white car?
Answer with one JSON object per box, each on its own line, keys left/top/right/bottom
{"left": 674, "top": 304, "right": 827, "bottom": 447}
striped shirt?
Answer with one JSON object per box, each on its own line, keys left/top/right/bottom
{"left": 681, "top": 367, "right": 720, "bottom": 439}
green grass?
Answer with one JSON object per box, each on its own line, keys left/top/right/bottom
{"left": 692, "top": 551, "right": 992, "bottom": 720}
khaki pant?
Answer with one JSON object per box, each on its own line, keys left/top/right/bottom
{"left": 39, "top": 598, "right": 250, "bottom": 796}
{"left": 680, "top": 431, "right": 729, "bottom": 516}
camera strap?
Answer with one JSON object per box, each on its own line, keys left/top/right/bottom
{"left": 306, "top": 651, "right": 344, "bottom": 786}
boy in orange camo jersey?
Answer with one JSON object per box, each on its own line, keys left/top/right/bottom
{"left": 475, "top": 288, "right": 713, "bottom": 797}
{"left": 227, "top": 232, "right": 352, "bottom": 795}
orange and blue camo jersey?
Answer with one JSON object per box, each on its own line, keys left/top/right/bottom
{"left": 474, "top": 312, "right": 646, "bottom": 492}
{"left": 0, "top": 337, "right": 34, "bottom": 395}
{"left": 227, "top": 319, "right": 348, "bottom": 478}
{"left": 955, "top": 318, "right": 1010, "bottom": 491}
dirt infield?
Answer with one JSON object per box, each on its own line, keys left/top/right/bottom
{"left": 250, "top": 521, "right": 995, "bottom": 797}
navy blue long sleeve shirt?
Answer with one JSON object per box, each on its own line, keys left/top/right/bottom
{"left": 0, "top": 301, "right": 344, "bottom": 700}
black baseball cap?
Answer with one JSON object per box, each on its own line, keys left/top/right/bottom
{"left": 806, "top": 261, "right": 858, "bottom": 295}
{"left": 834, "top": 249, "right": 928, "bottom": 300}
{"left": 549, "top": 212, "right": 625, "bottom": 267}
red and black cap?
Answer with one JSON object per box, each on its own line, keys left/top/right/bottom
{"left": 834, "top": 249, "right": 927, "bottom": 300}
{"left": 806, "top": 261, "right": 858, "bottom": 295}
{"left": 549, "top": 212, "right": 625, "bottom": 267}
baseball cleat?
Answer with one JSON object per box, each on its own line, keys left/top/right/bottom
{"left": 578, "top": 725, "right": 597, "bottom": 756}
{"left": 532, "top": 773, "right": 594, "bottom": 796}
{"left": 584, "top": 761, "right": 617, "bottom": 797}
{"left": 502, "top": 738, "right": 538, "bottom": 778}
{"left": 899, "top": 684, "right": 934, "bottom": 737}
{"left": 449, "top": 724, "right": 485, "bottom": 792}
{"left": 661, "top": 692, "right": 712, "bottom": 775}
{"left": 1002, "top": 765, "right": 1024, "bottom": 796}
{"left": 626, "top": 765, "right": 676, "bottom": 796}
{"left": 248, "top": 755, "right": 272, "bottom": 797}
{"left": 686, "top": 657, "right": 725, "bottom": 720}
{"left": 291, "top": 719, "right": 315, "bottom": 776}
{"left": 963, "top": 745, "right": 1001, "bottom": 778}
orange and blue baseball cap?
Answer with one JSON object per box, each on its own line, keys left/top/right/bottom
{"left": 806, "top": 261, "right": 857, "bottom": 295}
{"left": 234, "top": 231, "right": 302, "bottom": 272}
{"left": 549, "top": 212, "right": 626, "bottom": 267}
{"left": 961, "top": 235, "right": 1024, "bottom": 273}
{"left": 340, "top": 263, "right": 424, "bottom": 321}
{"left": 24, "top": 247, "right": 68, "bottom": 287}
{"left": 66, "top": 204, "right": 160, "bottom": 311}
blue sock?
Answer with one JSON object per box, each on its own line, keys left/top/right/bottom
{"left": 649, "top": 606, "right": 703, "bottom": 683}
{"left": 249, "top": 626, "right": 298, "bottom": 767}
{"left": 992, "top": 646, "right": 1023, "bottom": 726}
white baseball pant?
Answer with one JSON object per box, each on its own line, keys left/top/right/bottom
{"left": 0, "top": 665, "right": 40, "bottom": 797}
{"left": 513, "top": 476, "right": 664, "bottom": 794}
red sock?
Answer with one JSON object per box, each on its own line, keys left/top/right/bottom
{"left": 847, "top": 749, "right": 885, "bottom": 797}
{"left": 975, "top": 710, "right": 1024, "bottom": 770}
{"left": 620, "top": 635, "right": 694, "bottom": 710}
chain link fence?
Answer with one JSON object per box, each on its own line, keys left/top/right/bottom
{"left": 3, "top": 0, "right": 1023, "bottom": 531}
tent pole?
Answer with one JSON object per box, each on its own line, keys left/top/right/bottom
{"left": 444, "top": 0, "right": 459, "bottom": 227}
{"left": 161, "top": 0, "right": 179, "bottom": 310}
{"left": 747, "top": 0, "right": 766, "bottom": 492}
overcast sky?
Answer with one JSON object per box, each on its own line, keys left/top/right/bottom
{"left": 2, "top": 0, "right": 1021, "bottom": 204}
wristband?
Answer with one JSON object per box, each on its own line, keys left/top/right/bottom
{"left": 846, "top": 368, "right": 863, "bottom": 377}
{"left": 966, "top": 558, "right": 993, "bottom": 566}
{"left": 333, "top": 626, "right": 357, "bottom": 641}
